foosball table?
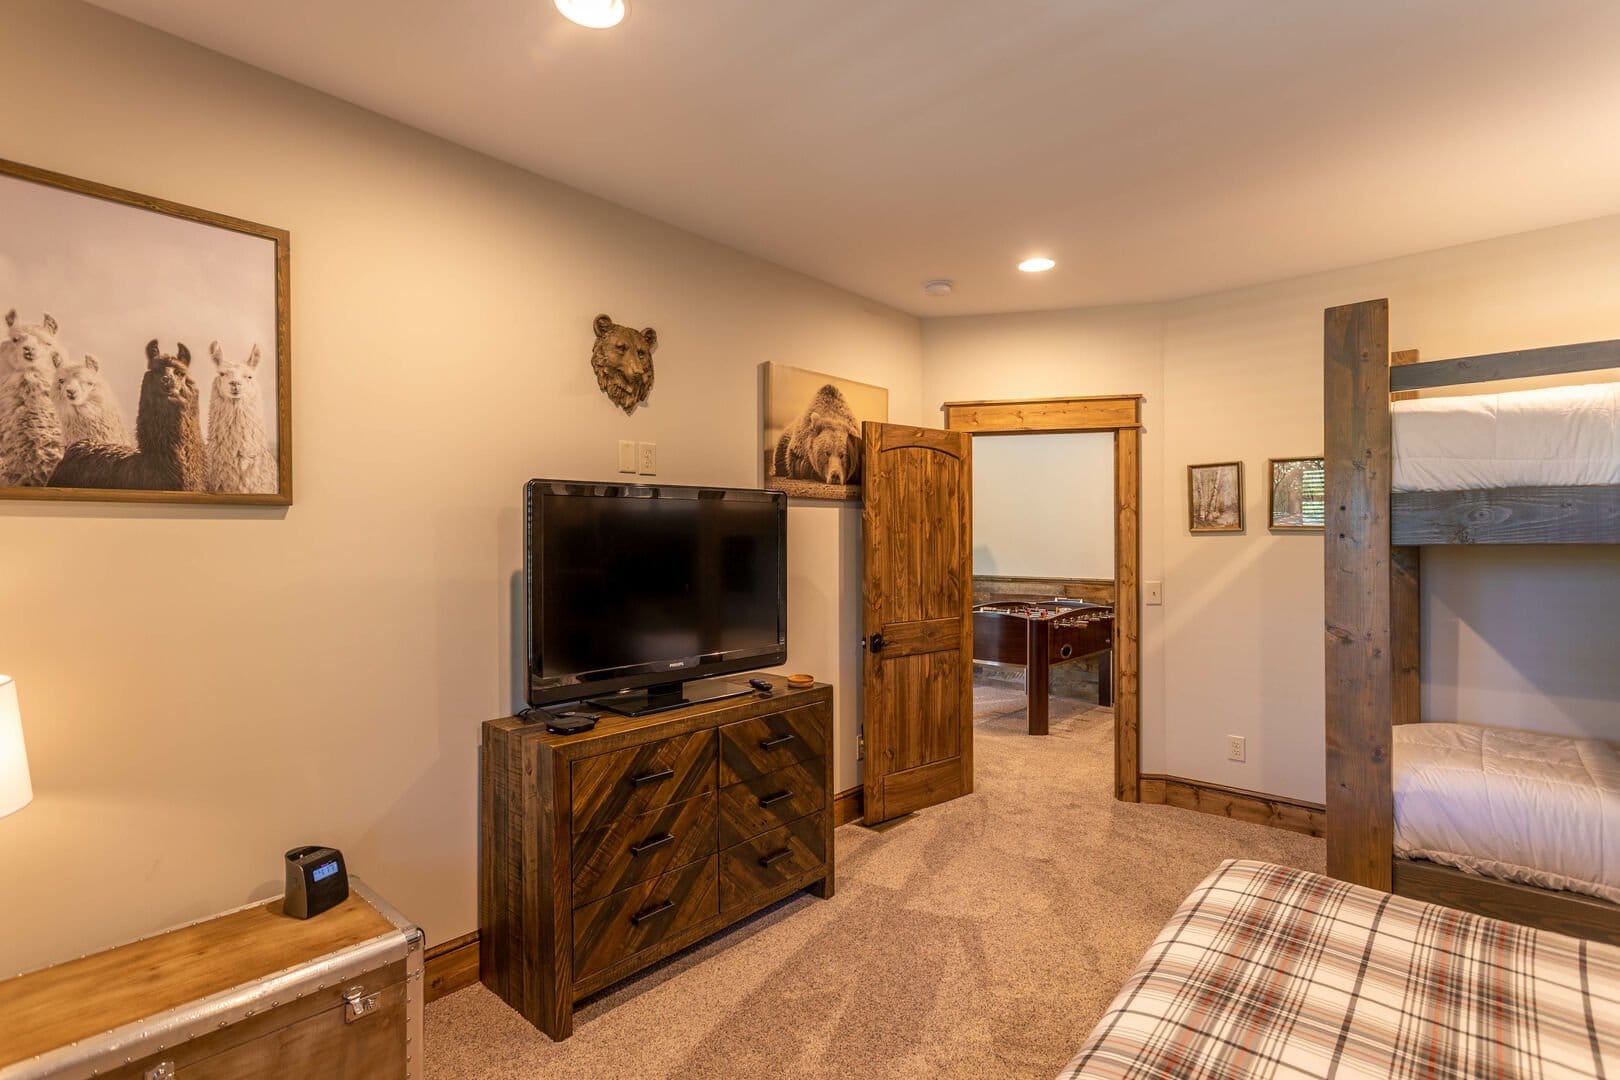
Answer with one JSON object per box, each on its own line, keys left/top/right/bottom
{"left": 972, "top": 599, "right": 1114, "bottom": 735}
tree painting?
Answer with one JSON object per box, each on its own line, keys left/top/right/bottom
{"left": 1188, "top": 462, "right": 1242, "bottom": 532}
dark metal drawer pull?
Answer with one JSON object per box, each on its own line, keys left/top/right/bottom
{"left": 758, "top": 847, "right": 793, "bottom": 868}
{"left": 631, "top": 899, "right": 675, "bottom": 925}
{"left": 758, "top": 790, "right": 793, "bottom": 808}
{"left": 630, "top": 832, "right": 674, "bottom": 856}
{"left": 759, "top": 733, "right": 796, "bottom": 750}
{"left": 631, "top": 768, "right": 676, "bottom": 786}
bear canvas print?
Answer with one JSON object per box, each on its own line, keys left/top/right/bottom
{"left": 0, "top": 159, "right": 289, "bottom": 505}
{"left": 762, "top": 362, "right": 888, "bottom": 501}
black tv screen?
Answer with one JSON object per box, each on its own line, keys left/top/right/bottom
{"left": 525, "top": 480, "right": 787, "bottom": 709}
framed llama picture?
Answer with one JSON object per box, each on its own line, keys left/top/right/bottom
{"left": 1269, "top": 456, "right": 1325, "bottom": 531}
{"left": 0, "top": 158, "right": 290, "bottom": 506}
{"left": 761, "top": 362, "right": 888, "bottom": 501}
{"left": 1188, "top": 461, "right": 1243, "bottom": 533}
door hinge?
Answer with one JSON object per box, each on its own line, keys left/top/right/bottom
{"left": 344, "top": 985, "right": 380, "bottom": 1023}
{"left": 857, "top": 730, "right": 865, "bottom": 761}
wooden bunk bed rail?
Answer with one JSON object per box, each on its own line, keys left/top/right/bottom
{"left": 1390, "top": 337, "right": 1620, "bottom": 392}
{"left": 1325, "top": 296, "right": 1620, "bottom": 944}
{"left": 1393, "top": 485, "right": 1620, "bottom": 545}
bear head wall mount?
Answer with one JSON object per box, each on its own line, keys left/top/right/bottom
{"left": 590, "top": 313, "right": 658, "bottom": 414}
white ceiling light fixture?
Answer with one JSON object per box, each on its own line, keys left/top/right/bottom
{"left": 554, "top": 0, "right": 626, "bottom": 29}
{"left": 1018, "top": 257, "right": 1056, "bottom": 273}
{"left": 923, "top": 279, "right": 954, "bottom": 297}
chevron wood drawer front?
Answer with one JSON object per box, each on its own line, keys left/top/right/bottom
{"left": 571, "top": 729, "right": 716, "bottom": 835}
{"left": 719, "top": 706, "right": 827, "bottom": 784}
{"left": 481, "top": 682, "right": 834, "bottom": 1041}
{"left": 717, "top": 757, "right": 827, "bottom": 849}
{"left": 572, "top": 793, "right": 718, "bottom": 906}
{"left": 719, "top": 814, "right": 826, "bottom": 913}
{"left": 572, "top": 856, "right": 719, "bottom": 980}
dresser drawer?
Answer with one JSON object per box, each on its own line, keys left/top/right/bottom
{"left": 572, "top": 794, "right": 718, "bottom": 906}
{"left": 718, "top": 757, "right": 826, "bottom": 848}
{"left": 719, "top": 706, "right": 827, "bottom": 784}
{"left": 572, "top": 856, "right": 719, "bottom": 980}
{"left": 572, "top": 729, "right": 716, "bottom": 835}
{"left": 719, "top": 815, "right": 825, "bottom": 913}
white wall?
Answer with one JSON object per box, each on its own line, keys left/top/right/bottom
{"left": 925, "top": 213, "right": 1620, "bottom": 805}
{"left": 0, "top": 1, "right": 920, "bottom": 974}
{"left": 972, "top": 433, "right": 1114, "bottom": 579}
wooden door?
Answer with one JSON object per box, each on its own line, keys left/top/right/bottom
{"left": 860, "top": 422, "right": 973, "bottom": 825}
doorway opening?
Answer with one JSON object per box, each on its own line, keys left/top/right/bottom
{"left": 944, "top": 395, "right": 1143, "bottom": 802}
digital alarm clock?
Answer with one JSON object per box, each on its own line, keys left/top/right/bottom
{"left": 284, "top": 845, "right": 349, "bottom": 919}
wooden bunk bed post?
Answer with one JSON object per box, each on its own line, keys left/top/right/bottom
{"left": 1324, "top": 299, "right": 1396, "bottom": 891}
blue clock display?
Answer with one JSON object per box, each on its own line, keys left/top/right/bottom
{"left": 312, "top": 860, "right": 339, "bottom": 883}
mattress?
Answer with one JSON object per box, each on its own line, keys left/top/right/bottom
{"left": 1392, "top": 381, "right": 1620, "bottom": 491}
{"left": 1394, "top": 722, "right": 1620, "bottom": 903}
{"left": 1061, "top": 859, "right": 1620, "bottom": 1079}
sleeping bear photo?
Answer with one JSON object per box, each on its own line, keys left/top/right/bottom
{"left": 774, "top": 383, "right": 862, "bottom": 487}
{"left": 761, "top": 362, "right": 888, "bottom": 500}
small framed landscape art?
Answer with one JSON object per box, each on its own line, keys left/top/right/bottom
{"left": 0, "top": 157, "right": 290, "bottom": 505}
{"left": 1188, "top": 461, "right": 1243, "bottom": 533}
{"left": 1269, "top": 456, "right": 1326, "bottom": 531}
{"left": 761, "top": 362, "right": 888, "bottom": 501}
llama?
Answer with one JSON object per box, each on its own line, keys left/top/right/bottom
{"left": 50, "top": 340, "right": 205, "bottom": 492}
{"left": 205, "top": 341, "right": 276, "bottom": 495}
{"left": 0, "top": 309, "right": 66, "bottom": 486}
{"left": 53, "top": 353, "right": 132, "bottom": 448}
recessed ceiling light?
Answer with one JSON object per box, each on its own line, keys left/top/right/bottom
{"left": 555, "top": 0, "right": 626, "bottom": 29}
{"left": 923, "top": 279, "right": 954, "bottom": 297}
{"left": 1018, "top": 257, "right": 1056, "bottom": 273}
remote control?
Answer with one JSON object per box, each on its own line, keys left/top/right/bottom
{"left": 748, "top": 677, "right": 773, "bottom": 693}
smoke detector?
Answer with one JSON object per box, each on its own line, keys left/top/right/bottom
{"left": 923, "top": 279, "right": 954, "bottom": 297}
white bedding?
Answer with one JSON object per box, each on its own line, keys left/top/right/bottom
{"left": 1392, "top": 381, "right": 1620, "bottom": 491}
{"left": 1393, "top": 722, "right": 1620, "bottom": 903}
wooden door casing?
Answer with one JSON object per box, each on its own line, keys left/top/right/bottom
{"left": 861, "top": 422, "right": 974, "bottom": 825}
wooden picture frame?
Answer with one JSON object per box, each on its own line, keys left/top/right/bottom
{"left": 1187, "top": 461, "right": 1243, "bottom": 533}
{"left": 0, "top": 157, "right": 291, "bottom": 506}
{"left": 1269, "top": 456, "right": 1325, "bottom": 531}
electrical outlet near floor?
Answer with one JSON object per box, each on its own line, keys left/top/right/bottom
{"left": 637, "top": 442, "right": 657, "bottom": 475}
{"left": 1226, "top": 735, "right": 1246, "bottom": 763}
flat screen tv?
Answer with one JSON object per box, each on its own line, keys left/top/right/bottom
{"left": 524, "top": 479, "right": 787, "bottom": 715}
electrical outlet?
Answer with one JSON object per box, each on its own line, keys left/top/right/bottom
{"left": 617, "top": 440, "right": 636, "bottom": 473}
{"left": 1227, "top": 735, "right": 1246, "bottom": 763}
{"left": 637, "top": 442, "right": 656, "bottom": 475}
{"left": 1145, "top": 581, "right": 1164, "bottom": 605}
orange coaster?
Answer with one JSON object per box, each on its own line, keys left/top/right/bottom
{"left": 786, "top": 673, "right": 813, "bottom": 688}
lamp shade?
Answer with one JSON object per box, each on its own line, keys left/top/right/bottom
{"left": 0, "top": 675, "right": 32, "bottom": 819}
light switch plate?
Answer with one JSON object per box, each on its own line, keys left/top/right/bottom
{"left": 637, "top": 442, "right": 657, "bottom": 475}
{"left": 617, "top": 440, "right": 636, "bottom": 473}
{"left": 1145, "top": 581, "right": 1164, "bottom": 605}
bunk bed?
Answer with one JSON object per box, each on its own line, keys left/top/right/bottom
{"left": 1324, "top": 298, "right": 1620, "bottom": 945}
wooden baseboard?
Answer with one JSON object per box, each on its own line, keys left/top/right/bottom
{"left": 425, "top": 930, "right": 481, "bottom": 1003}
{"left": 1139, "top": 773, "right": 1325, "bottom": 837}
{"left": 833, "top": 785, "right": 864, "bottom": 827}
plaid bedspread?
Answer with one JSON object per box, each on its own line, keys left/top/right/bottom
{"left": 1061, "top": 860, "right": 1620, "bottom": 1079}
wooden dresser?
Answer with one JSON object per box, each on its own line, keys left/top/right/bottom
{"left": 0, "top": 879, "right": 421, "bottom": 1079}
{"left": 480, "top": 677, "right": 834, "bottom": 1040}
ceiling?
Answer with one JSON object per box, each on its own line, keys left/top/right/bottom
{"left": 92, "top": 0, "right": 1620, "bottom": 316}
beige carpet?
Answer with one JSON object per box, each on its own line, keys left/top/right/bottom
{"left": 426, "top": 686, "right": 1324, "bottom": 1079}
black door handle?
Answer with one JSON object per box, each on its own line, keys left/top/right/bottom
{"left": 864, "top": 632, "right": 885, "bottom": 654}
{"left": 759, "top": 733, "right": 796, "bottom": 750}
{"left": 758, "top": 790, "right": 793, "bottom": 808}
